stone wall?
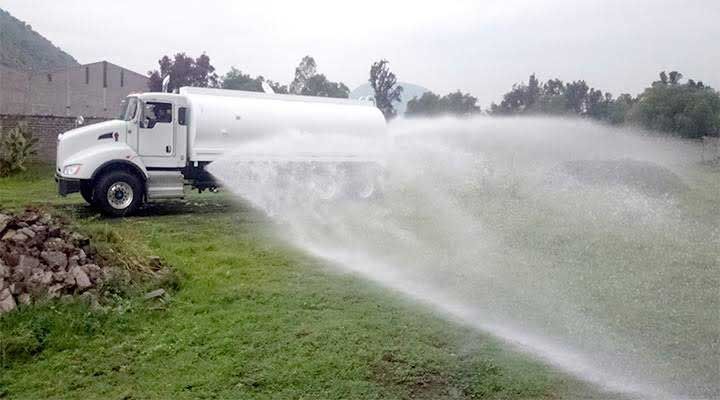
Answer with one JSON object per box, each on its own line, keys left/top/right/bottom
{"left": 0, "top": 114, "right": 107, "bottom": 162}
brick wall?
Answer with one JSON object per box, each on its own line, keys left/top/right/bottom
{"left": 0, "top": 114, "right": 107, "bottom": 162}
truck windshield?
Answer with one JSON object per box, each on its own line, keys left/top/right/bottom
{"left": 118, "top": 97, "right": 139, "bottom": 121}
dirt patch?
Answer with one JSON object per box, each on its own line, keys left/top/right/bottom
{"left": 372, "top": 351, "right": 461, "bottom": 399}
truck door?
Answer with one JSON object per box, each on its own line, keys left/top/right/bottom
{"left": 139, "top": 101, "right": 175, "bottom": 159}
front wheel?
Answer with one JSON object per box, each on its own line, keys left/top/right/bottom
{"left": 94, "top": 170, "right": 144, "bottom": 216}
{"left": 80, "top": 181, "right": 95, "bottom": 205}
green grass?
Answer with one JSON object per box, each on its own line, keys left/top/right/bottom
{"left": 0, "top": 164, "right": 596, "bottom": 399}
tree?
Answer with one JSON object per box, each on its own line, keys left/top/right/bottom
{"left": 369, "top": 60, "right": 403, "bottom": 120}
{"left": 406, "top": 92, "right": 442, "bottom": 116}
{"left": 289, "top": 56, "right": 317, "bottom": 95}
{"left": 287, "top": 56, "right": 348, "bottom": 98}
{"left": 221, "top": 67, "right": 288, "bottom": 94}
{"left": 148, "top": 52, "right": 218, "bottom": 92}
{"left": 628, "top": 72, "right": 720, "bottom": 138}
{"left": 300, "top": 74, "right": 349, "bottom": 98}
{"left": 406, "top": 90, "right": 480, "bottom": 117}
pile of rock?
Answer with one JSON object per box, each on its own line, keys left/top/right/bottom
{"left": 0, "top": 209, "right": 109, "bottom": 314}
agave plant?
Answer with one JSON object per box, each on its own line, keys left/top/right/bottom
{"left": 0, "top": 122, "right": 38, "bottom": 176}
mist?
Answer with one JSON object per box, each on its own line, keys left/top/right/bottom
{"left": 209, "top": 116, "right": 719, "bottom": 399}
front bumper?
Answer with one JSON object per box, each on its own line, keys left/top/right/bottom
{"left": 55, "top": 174, "right": 81, "bottom": 196}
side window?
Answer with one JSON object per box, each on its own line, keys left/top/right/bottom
{"left": 178, "top": 107, "right": 187, "bottom": 126}
{"left": 142, "top": 102, "right": 172, "bottom": 129}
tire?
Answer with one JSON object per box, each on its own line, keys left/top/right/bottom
{"left": 93, "top": 170, "right": 144, "bottom": 216}
{"left": 80, "top": 181, "right": 95, "bottom": 205}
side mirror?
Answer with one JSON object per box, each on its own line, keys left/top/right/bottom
{"left": 75, "top": 115, "right": 85, "bottom": 126}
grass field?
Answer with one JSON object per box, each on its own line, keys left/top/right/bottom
{"left": 0, "top": 164, "right": 602, "bottom": 399}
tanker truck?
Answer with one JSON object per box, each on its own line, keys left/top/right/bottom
{"left": 55, "top": 87, "right": 386, "bottom": 216}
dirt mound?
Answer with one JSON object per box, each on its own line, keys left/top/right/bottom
{"left": 0, "top": 209, "right": 110, "bottom": 314}
{"left": 547, "top": 159, "right": 688, "bottom": 197}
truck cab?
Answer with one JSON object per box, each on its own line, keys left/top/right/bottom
{"left": 56, "top": 93, "right": 192, "bottom": 216}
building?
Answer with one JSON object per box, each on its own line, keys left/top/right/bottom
{"left": 0, "top": 61, "right": 148, "bottom": 118}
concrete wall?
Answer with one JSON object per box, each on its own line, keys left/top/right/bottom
{"left": 0, "top": 61, "right": 147, "bottom": 118}
{"left": 0, "top": 114, "right": 107, "bottom": 162}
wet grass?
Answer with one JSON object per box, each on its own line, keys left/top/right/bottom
{"left": 0, "top": 164, "right": 603, "bottom": 399}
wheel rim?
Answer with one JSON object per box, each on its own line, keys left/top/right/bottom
{"left": 313, "top": 177, "right": 338, "bottom": 200}
{"left": 356, "top": 180, "right": 375, "bottom": 199}
{"left": 107, "top": 181, "right": 134, "bottom": 210}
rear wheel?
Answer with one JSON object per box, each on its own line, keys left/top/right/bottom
{"left": 94, "top": 170, "right": 144, "bottom": 216}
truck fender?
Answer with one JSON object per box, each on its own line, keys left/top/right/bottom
{"left": 61, "top": 144, "right": 148, "bottom": 181}
{"left": 91, "top": 159, "right": 148, "bottom": 182}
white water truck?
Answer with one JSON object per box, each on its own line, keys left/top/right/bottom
{"left": 55, "top": 87, "right": 386, "bottom": 216}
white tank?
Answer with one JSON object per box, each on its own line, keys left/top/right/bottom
{"left": 179, "top": 87, "right": 386, "bottom": 162}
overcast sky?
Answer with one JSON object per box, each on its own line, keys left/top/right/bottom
{"left": 2, "top": 0, "right": 718, "bottom": 106}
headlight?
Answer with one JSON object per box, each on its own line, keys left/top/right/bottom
{"left": 62, "top": 164, "right": 82, "bottom": 175}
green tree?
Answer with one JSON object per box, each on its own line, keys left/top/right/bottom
{"left": 148, "top": 53, "right": 218, "bottom": 92}
{"left": 300, "top": 74, "right": 349, "bottom": 98}
{"left": 288, "top": 56, "right": 348, "bottom": 98}
{"left": 221, "top": 67, "right": 288, "bottom": 94}
{"left": 628, "top": 72, "right": 720, "bottom": 138}
{"left": 369, "top": 60, "right": 403, "bottom": 120}
{"left": 406, "top": 90, "right": 480, "bottom": 117}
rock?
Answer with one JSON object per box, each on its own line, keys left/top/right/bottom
{"left": 64, "top": 273, "right": 76, "bottom": 286}
{"left": 18, "top": 227, "right": 36, "bottom": 238}
{"left": 48, "top": 283, "right": 64, "bottom": 298}
{"left": 144, "top": 288, "right": 166, "bottom": 299}
{"left": 0, "top": 288, "right": 16, "bottom": 313}
{"left": 41, "top": 251, "right": 68, "bottom": 269}
{"left": 85, "top": 264, "right": 102, "bottom": 281}
{"left": 11, "top": 233, "right": 29, "bottom": 243}
{"left": 40, "top": 270, "right": 53, "bottom": 285}
{"left": 20, "top": 211, "right": 39, "bottom": 223}
{"left": 18, "top": 293, "right": 31, "bottom": 305}
{"left": 53, "top": 270, "right": 67, "bottom": 283}
{"left": 43, "top": 237, "right": 66, "bottom": 251}
{"left": 15, "top": 255, "right": 39, "bottom": 279}
{"left": 2, "top": 229, "right": 16, "bottom": 241}
{"left": 82, "top": 245, "right": 95, "bottom": 257}
{"left": 70, "top": 232, "right": 90, "bottom": 247}
{"left": 30, "top": 224, "right": 47, "bottom": 233}
{"left": 0, "top": 261, "right": 9, "bottom": 278}
{"left": 68, "top": 255, "right": 80, "bottom": 268}
{"left": 80, "top": 291, "right": 100, "bottom": 308}
{"left": 71, "top": 266, "right": 92, "bottom": 290}
{"left": 0, "top": 213, "right": 12, "bottom": 234}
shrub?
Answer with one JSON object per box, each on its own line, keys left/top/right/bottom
{"left": 0, "top": 121, "right": 38, "bottom": 176}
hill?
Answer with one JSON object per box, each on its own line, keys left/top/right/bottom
{"left": 350, "top": 81, "right": 430, "bottom": 115}
{"left": 0, "top": 8, "right": 78, "bottom": 71}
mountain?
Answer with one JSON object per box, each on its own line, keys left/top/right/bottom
{"left": 0, "top": 8, "right": 78, "bottom": 71}
{"left": 350, "top": 82, "right": 431, "bottom": 115}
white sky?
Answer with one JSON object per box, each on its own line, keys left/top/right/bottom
{"left": 2, "top": 0, "right": 718, "bottom": 106}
